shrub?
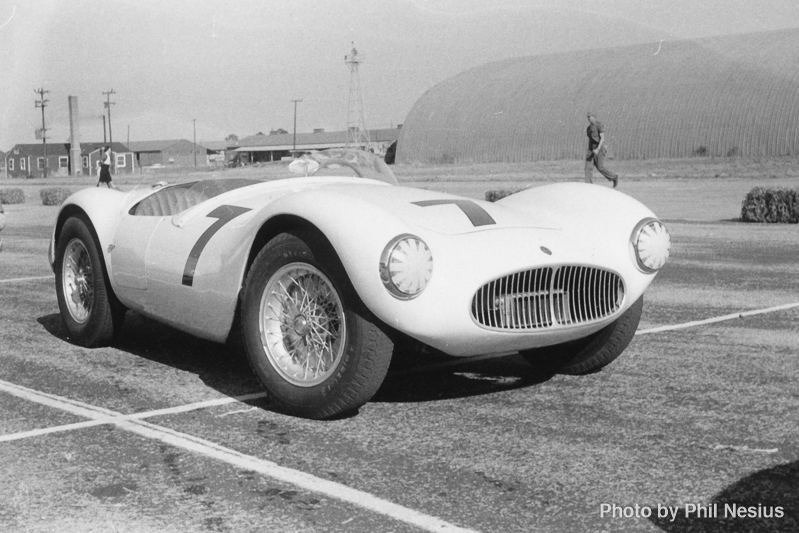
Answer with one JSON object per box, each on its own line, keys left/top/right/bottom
{"left": 485, "top": 188, "right": 524, "bottom": 202}
{"left": 741, "top": 187, "right": 799, "bottom": 223}
{"left": 40, "top": 187, "right": 73, "bottom": 206}
{"left": 0, "top": 188, "right": 26, "bottom": 204}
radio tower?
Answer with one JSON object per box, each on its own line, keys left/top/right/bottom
{"left": 345, "top": 42, "right": 370, "bottom": 149}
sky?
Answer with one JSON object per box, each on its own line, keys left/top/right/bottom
{"left": 2, "top": 0, "right": 799, "bottom": 150}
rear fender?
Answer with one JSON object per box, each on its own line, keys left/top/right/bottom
{"left": 51, "top": 188, "right": 131, "bottom": 273}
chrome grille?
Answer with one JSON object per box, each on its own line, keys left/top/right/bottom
{"left": 471, "top": 266, "right": 624, "bottom": 330}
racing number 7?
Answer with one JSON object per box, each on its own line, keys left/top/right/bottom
{"left": 413, "top": 199, "right": 496, "bottom": 226}
{"left": 182, "top": 205, "right": 251, "bottom": 287}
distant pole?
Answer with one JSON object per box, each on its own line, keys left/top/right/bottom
{"left": 127, "top": 124, "right": 130, "bottom": 147}
{"left": 103, "top": 89, "right": 116, "bottom": 171}
{"left": 193, "top": 119, "right": 197, "bottom": 166}
{"left": 34, "top": 87, "right": 50, "bottom": 178}
{"left": 102, "top": 115, "right": 107, "bottom": 143}
{"left": 292, "top": 99, "right": 302, "bottom": 156}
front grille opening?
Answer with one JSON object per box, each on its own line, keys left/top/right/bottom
{"left": 471, "top": 266, "right": 624, "bottom": 330}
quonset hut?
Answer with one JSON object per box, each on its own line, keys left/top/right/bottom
{"left": 396, "top": 29, "right": 799, "bottom": 164}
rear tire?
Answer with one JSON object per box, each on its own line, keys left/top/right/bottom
{"left": 55, "top": 215, "right": 125, "bottom": 347}
{"left": 241, "top": 230, "right": 393, "bottom": 419}
{"left": 521, "top": 296, "right": 643, "bottom": 375}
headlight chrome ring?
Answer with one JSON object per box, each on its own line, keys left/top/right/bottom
{"left": 630, "top": 218, "right": 670, "bottom": 273}
{"left": 379, "top": 234, "right": 433, "bottom": 299}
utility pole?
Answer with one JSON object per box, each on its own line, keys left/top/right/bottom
{"left": 193, "top": 119, "right": 197, "bottom": 166}
{"left": 101, "top": 115, "right": 107, "bottom": 143}
{"left": 34, "top": 87, "right": 49, "bottom": 178}
{"left": 103, "top": 89, "right": 116, "bottom": 171}
{"left": 292, "top": 99, "right": 302, "bottom": 156}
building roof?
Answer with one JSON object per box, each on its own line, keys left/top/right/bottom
{"left": 237, "top": 128, "right": 401, "bottom": 151}
{"left": 6, "top": 142, "right": 131, "bottom": 157}
{"left": 126, "top": 139, "right": 219, "bottom": 153}
{"left": 199, "top": 141, "right": 232, "bottom": 151}
{"left": 126, "top": 140, "right": 187, "bottom": 152}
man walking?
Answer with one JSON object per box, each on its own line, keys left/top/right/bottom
{"left": 585, "top": 111, "right": 618, "bottom": 187}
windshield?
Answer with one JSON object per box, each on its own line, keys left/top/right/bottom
{"left": 292, "top": 148, "right": 398, "bottom": 186}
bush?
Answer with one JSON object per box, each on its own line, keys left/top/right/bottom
{"left": 485, "top": 188, "right": 524, "bottom": 202}
{"left": 40, "top": 187, "right": 73, "bottom": 206}
{"left": 0, "top": 188, "right": 26, "bottom": 204}
{"left": 741, "top": 187, "right": 799, "bottom": 223}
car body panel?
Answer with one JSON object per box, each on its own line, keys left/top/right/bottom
{"left": 50, "top": 150, "right": 666, "bottom": 356}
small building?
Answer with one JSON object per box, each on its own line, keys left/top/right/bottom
{"left": 80, "top": 142, "right": 136, "bottom": 176}
{"left": 127, "top": 139, "right": 210, "bottom": 168}
{"left": 5, "top": 143, "right": 70, "bottom": 179}
{"left": 4, "top": 142, "right": 133, "bottom": 179}
{"left": 234, "top": 127, "right": 402, "bottom": 164}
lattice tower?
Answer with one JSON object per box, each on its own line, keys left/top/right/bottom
{"left": 345, "top": 43, "right": 371, "bottom": 149}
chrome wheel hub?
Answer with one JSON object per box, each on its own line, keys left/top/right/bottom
{"left": 259, "top": 263, "right": 345, "bottom": 387}
{"left": 62, "top": 238, "right": 93, "bottom": 323}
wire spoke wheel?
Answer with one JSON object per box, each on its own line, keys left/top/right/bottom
{"left": 54, "top": 216, "right": 125, "bottom": 347}
{"left": 62, "top": 238, "right": 94, "bottom": 323}
{"left": 259, "top": 263, "right": 345, "bottom": 387}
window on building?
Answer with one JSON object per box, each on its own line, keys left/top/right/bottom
{"left": 38, "top": 157, "right": 45, "bottom": 169}
{"left": 20, "top": 158, "right": 26, "bottom": 171}
{"left": 8, "top": 159, "right": 14, "bottom": 171}
{"left": 59, "top": 156, "right": 69, "bottom": 168}
{"left": 83, "top": 156, "right": 89, "bottom": 168}
{"left": 115, "top": 154, "right": 126, "bottom": 167}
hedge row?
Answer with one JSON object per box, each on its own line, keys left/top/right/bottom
{"left": 40, "top": 188, "right": 74, "bottom": 206}
{"left": 0, "top": 188, "right": 25, "bottom": 204}
{"left": 741, "top": 187, "right": 799, "bottom": 223}
{"left": 485, "top": 188, "right": 524, "bottom": 202}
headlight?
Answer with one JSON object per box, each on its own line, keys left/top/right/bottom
{"left": 379, "top": 235, "right": 433, "bottom": 299}
{"left": 630, "top": 218, "right": 670, "bottom": 273}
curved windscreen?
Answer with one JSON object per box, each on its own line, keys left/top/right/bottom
{"left": 294, "top": 148, "right": 399, "bottom": 186}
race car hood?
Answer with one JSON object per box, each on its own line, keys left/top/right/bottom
{"left": 323, "top": 183, "right": 562, "bottom": 235}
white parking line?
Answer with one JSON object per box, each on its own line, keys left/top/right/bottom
{"left": 0, "top": 275, "right": 54, "bottom": 284}
{"left": 0, "top": 379, "right": 478, "bottom": 533}
{"left": 636, "top": 301, "right": 799, "bottom": 335}
{"left": 0, "top": 391, "right": 268, "bottom": 443}
{"left": 392, "top": 302, "right": 799, "bottom": 376}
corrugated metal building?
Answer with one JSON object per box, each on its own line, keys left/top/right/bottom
{"left": 397, "top": 29, "right": 799, "bottom": 164}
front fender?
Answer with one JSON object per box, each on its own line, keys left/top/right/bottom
{"left": 260, "top": 189, "right": 414, "bottom": 310}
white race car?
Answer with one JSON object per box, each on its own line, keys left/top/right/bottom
{"left": 49, "top": 149, "right": 670, "bottom": 418}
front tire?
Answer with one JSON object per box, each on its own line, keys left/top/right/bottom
{"left": 521, "top": 296, "right": 643, "bottom": 375}
{"left": 55, "top": 216, "right": 125, "bottom": 347}
{"left": 241, "top": 230, "right": 393, "bottom": 419}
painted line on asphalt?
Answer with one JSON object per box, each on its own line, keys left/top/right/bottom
{"left": 392, "top": 302, "right": 799, "bottom": 377}
{"left": 0, "top": 379, "right": 478, "bottom": 533}
{"left": 0, "top": 391, "right": 269, "bottom": 443}
{"left": 635, "top": 301, "right": 799, "bottom": 335}
{"left": 0, "top": 275, "right": 54, "bottom": 284}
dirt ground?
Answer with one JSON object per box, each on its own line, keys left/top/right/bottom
{"left": 0, "top": 156, "right": 797, "bottom": 532}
